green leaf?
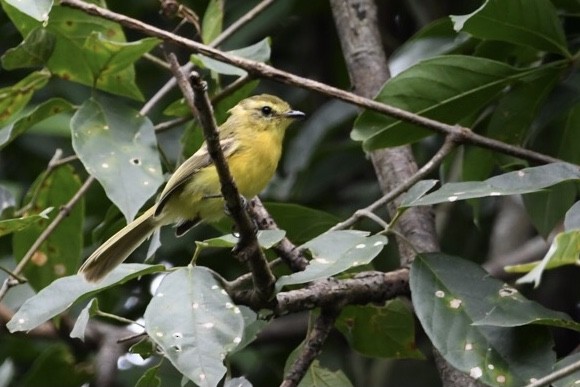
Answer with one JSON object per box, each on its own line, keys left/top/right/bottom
{"left": 144, "top": 266, "right": 244, "bottom": 387}
{"left": 0, "top": 69, "right": 51, "bottom": 125}
{"left": 451, "top": 0, "right": 570, "bottom": 57}
{"left": 7, "top": 264, "right": 165, "bottom": 332}
{"left": 523, "top": 182, "right": 577, "bottom": 238}
{"left": 411, "top": 253, "right": 556, "bottom": 386}
{"left": 0, "top": 186, "right": 16, "bottom": 216}
{"left": 136, "top": 364, "right": 162, "bottom": 387}
{"left": 1, "top": 27, "right": 56, "bottom": 69}
{"left": 264, "top": 203, "right": 341, "bottom": 244}
{"left": 69, "top": 298, "right": 99, "bottom": 341}
{"left": 2, "top": 3, "right": 148, "bottom": 99}
{"left": 564, "top": 200, "right": 580, "bottom": 230}
{"left": 0, "top": 208, "right": 51, "bottom": 238}
{"left": 507, "top": 230, "right": 580, "bottom": 287}
{"left": 399, "top": 180, "right": 438, "bottom": 207}
{"left": 0, "top": 98, "right": 74, "bottom": 150}
{"left": 193, "top": 38, "right": 271, "bottom": 77}
{"left": 276, "top": 231, "right": 387, "bottom": 291}
{"left": 82, "top": 33, "right": 160, "bottom": 100}
{"left": 202, "top": 0, "right": 223, "bottom": 44}
{"left": 0, "top": 359, "right": 15, "bottom": 387}
{"left": 129, "top": 337, "right": 156, "bottom": 360}
{"left": 3, "top": 0, "right": 52, "bottom": 21}
{"left": 13, "top": 166, "right": 83, "bottom": 291}
{"left": 408, "top": 163, "right": 580, "bottom": 207}
{"left": 71, "top": 96, "right": 164, "bottom": 222}
{"left": 553, "top": 352, "right": 580, "bottom": 387}
{"left": 352, "top": 56, "right": 519, "bottom": 149}
{"left": 336, "top": 299, "right": 424, "bottom": 359}
{"left": 298, "top": 360, "right": 353, "bottom": 387}
{"left": 223, "top": 377, "right": 252, "bottom": 387}
{"left": 200, "top": 230, "right": 286, "bottom": 249}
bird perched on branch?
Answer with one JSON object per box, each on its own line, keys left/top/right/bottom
{"left": 79, "top": 94, "right": 305, "bottom": 282}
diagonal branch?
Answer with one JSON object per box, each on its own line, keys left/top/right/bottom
{"left": 167, "top": 53, "right": 275, "bottom": 302}
{"left": 60, "top": 0, "right": 566, "bottom": 166}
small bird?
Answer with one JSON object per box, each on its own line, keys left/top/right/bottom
{"left": 79, "top": 94, "right": 305, "bottom": 282}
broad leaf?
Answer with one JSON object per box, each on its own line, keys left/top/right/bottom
{"left": 202, "top": 0, "right": 223, "bottom": 44}
{"left": 0, "top": 98, "right": 74, "bottom": 149}
{"left": 523, "top": 182, "right": 577, "bottom": 238}
{"left": 13, "top": 166, "right": 83, "bottom": 291}
{"left": 7, "top": 264, "right": 165, "bottom": 332}
{"left": 144, "top": 266, "right": 244, "bottom": 387}
{"left": 1, "top": 27, "right": 56, "bottom": 69}
{"left": 408, "top": 163, "right": 580, "bottom": 207}
{"left": 412, "top": 254, "right": 557, "bottom": 386}
{"left": 0, "top": 69, "right": 51, "bottom": 125}
{"left": 399, "top": 180, "right": 438, "bottom": 207}
{"left": 19, "top": 345, "right": 90, "bottom": 387}
{"left": 352, "top": 56, "right": 520, "bottom": 149}
{"left": 298, "top": 360, "right": 353, "bottom": 387}
{"left": 193, "top": 38, "right": 271, "bottom": 77}
{"left": 451, "top": 0, "right": 570, "bottom": 57}
{"left": 336, "top": 299, "right": 424, "bottom": 359}
{"left": 276, "top": 231, "right": 387, "bottom": 291}
{"left": 564, "top": 201, "right": 580, "bottom": 230}
{"left": 71, "top": 97, "right": 164, "bottom": 222}
{"left": 135, "top": 363, "right": 162, "bottom": 387}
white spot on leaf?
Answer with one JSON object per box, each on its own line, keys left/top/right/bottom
{"left": 518, "top": 171, "right": 525, "bottom": 177}
{"left": 470, "top": 367, "right": 482, "bottom": 379}
{"left": 488, "top": 364, "right": 494, "bottom": 370}
{"left": 373, "top": 241, "right": 383, "bottom": 246}
{"left": 448, "top": 196, "right": 458, "bottom": 202}
{"left": 192, "top": 302, "right": 199, "bottom": 309}
{"left": 490, "top": 192, "right": 501, "bottom": 196}
{"left": 233, "top": 337, "right": 242, "bottom": 344}
{"left": 496, "top": 375, "right": 506, "bottom": 384}
{"left": 499, "top": 287, "right": 517, "bottom": 297}
{"left": 464, "top": 343, "right": 473, "bottom": 351}
{"left": 203, "top": 322, "right": 214, "bottom": 329}
{"left": 101, "top": 163, "right": 109, "bottom": 169}
{"left": 449, "top": 299, "right": 462, "bottom": 309}
{"left": 435, "top": 290, "right": 445, "bottom": 298}
{"left": 355, "top": 244, "right": 366, "bottom": 249}
{"left": 315, "top": 258, "right": 330, "bottom": 264}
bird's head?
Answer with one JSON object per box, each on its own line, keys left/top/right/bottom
{"left": 227, "top": 94, "right": 305, "bottom": 133}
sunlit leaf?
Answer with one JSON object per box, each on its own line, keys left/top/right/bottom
{"left": 3, "top": 0, "right": 52, "bottom": 21}
{"left": 276, "top": 231, "right": 387, "bottom": 291}
{"left": 7, "top": 264, "right": 165, "bottom": 332}
{"left": 71, "top": 96, "right": 164, "bottom": 222}
{"left": 144, "top": 266, "right": 244, "bottom": 387}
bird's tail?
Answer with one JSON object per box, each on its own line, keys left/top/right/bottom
{"left": 79, "top": 207, "right": 158, "bottom": 282}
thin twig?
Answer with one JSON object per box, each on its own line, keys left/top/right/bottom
{"left": 140, "top": 0, "right": 275, "bottom": 115}
{"left": 330, "top": 135, "right": 457, "bottom": 231}
{"left": 280, "top": 307, "right": 341, "bottom": 387}
{"left": 524, "top": 359, "right": 580, "bottom": 387}
{"left": 167, "top": 53, "right": 275, "bottom": 302}
{"left": 0, "top": 176, "right": 95, "bottom": 303}
{"left": 143, "top": 53, "right": 171, "bottom": 70}
{"left": 154, "top": 116, "right": 190, "bottom": 133}
{"left": 60, "top": 0, "right": 567, "bottom": 167}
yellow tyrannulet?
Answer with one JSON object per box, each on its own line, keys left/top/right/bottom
{"left": 79, "top": 94, "right": 305, "bottom": 282}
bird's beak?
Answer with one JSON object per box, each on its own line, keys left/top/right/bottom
{"left": 284, "top": 110, "right": 306, "bottom": 120}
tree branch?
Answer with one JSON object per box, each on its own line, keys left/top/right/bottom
{"left": 60, "top": 0, "right": 567, "bottom": 167}
{"left": 167, "top": 53, "right": 275, "bottom": 302}
{"left": 280, "top": 307, "right": 341, "bottom": 387}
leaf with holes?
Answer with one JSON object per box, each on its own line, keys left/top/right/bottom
{"left": 406, "top": 163, "right": 580, "bottom": 207}
{"left": 13, "top": 166, "right": 83, "bottom": 291}
{"left": 0, "top": 98, "right": 74, "bottom": 150}
{"left": 71, "top": 96, "right": 163, "bottom": 222}
{"left": 144, "top": 266, "right": 244, "bottom": 387}
{"left": 7, "top": 264, "right": 165, "bottom": 332}
{"left": 451, "top": 0, "right": 570, "bottom": 57}
{"left": 352, "top": 56, "right": 520, "bottom": 149}
{"left": 336, "top": 299, "right": 424, "bottom": 359}
{"left": 275, "top": 231, "right": 387, "bottom": 291}
{"left": 411, "top": 253, "right": 556, "bottom": 386}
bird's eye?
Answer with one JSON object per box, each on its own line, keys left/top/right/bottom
{"left": 260, "top": 106, "right": 273, "bottom": 116}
